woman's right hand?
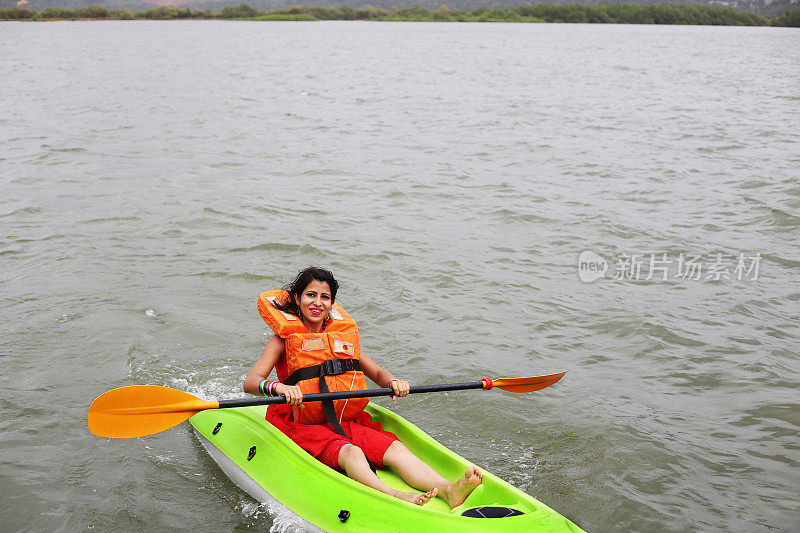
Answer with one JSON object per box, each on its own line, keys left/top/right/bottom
{"left": 274, "top": 383, "right": 303, "bottom": 406}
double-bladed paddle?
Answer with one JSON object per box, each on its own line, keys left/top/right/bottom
{"left": 88, "top": 371, "right": 566, "bottom": 439}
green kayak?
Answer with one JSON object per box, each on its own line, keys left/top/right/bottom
{"left": 189, "top": 402, "right": 584, "bottom": 532}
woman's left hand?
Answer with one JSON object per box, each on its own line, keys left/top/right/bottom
{"left": 389, "top": 379, "right": 410, "bottom": 401}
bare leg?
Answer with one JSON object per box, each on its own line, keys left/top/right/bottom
{"left": 382, "top": 441, "right": 482, "bottom": 508}
{"left": 337, "top": 444, "right": 436, "bottom": 506}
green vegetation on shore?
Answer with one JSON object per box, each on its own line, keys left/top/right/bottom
{"left": 2, "top": 2, "right": 799, "bottom": 26}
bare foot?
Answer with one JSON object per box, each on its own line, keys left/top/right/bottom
{"left": 394, "top": 488, "right": 438, "bottom": 506}
{"left": 441, "top": 466, "right": 483, "bottom": 508}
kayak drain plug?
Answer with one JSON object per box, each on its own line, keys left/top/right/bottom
{"left": 212, "top": 423, "right": 222, "bottom": 435}
{"left": 247, "top": 446, "right": 257, "bottom": 461}
{"left": 338, "top": 510, "right": 350, "bottom": 523}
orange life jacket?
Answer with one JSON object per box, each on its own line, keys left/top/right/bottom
{"left": 257, "top": 290, "right": 369, "bottom": 426}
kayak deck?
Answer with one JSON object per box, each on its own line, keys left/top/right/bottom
{"left": 189, "top": 403, "right": 583, "bottom": 532}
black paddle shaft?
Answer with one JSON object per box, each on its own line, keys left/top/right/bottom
{"left": 217, "top": 381, "right": 486, "bottom": 409}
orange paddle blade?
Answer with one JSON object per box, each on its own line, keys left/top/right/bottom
{"left": 88, "top": 385, "right": 219, "bottom": 439}
{"left": 493, "top": 371, "right": 567, "bottom": 393}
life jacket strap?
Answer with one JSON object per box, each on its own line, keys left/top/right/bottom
{"left": 312, "top": 366, "right": 378, "bottom": 472}
{"left": 284, "top": 358, "right": 362, "bottom": 386}
{"left": 283, "top": 358, "right": 364, "bottom": 446}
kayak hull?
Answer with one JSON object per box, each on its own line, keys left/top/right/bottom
{"left": 189, "top": 403, "right": 583, "bottom": 532}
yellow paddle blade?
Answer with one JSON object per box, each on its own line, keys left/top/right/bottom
{"left": 493, "top": 371, "right": 567, "bottom": 393}
{"left": 88, "top": 385, "right": 219, "bottom": 439}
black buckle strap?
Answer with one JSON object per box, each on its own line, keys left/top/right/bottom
{"left": 316, "top": 366, "right": 350, "bottom": 440}
{"left": 321, "top": 358, "right": 343, "bottom": 376}
{"left": 285, "top": 358, "right": 361, "bottom": 386}
{"left": 283, "top": 357, "right": 374, "bottom": 470}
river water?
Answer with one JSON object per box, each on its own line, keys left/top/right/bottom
{"left": 1, "top": 20, "right": 798, "bottom": 532}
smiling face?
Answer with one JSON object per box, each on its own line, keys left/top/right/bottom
{"left": 294, "top": 279, "right": 333, "bottom": 332}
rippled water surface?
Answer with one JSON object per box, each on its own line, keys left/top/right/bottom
{"left": 1, "top": 21, "right": 799, "bottom": 532}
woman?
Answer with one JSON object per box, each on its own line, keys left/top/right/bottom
{"left": 244, "top": 266, "right": 482, "bottom": 507}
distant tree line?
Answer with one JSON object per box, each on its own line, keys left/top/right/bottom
{"left": 770, "top": 5, "right": 800, "bottom": 24}
{"left": 3, "top": 0, "right": 798, "bottom": 17}
{"left": 183, "top": 0, "right": 799, "bottom": 17}
{"left": 3, "top": 2, "right": 798, "bottom": 25}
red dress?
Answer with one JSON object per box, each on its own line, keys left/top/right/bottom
{"left": 266, "top": 355, "right": 399, "bottom": 470}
